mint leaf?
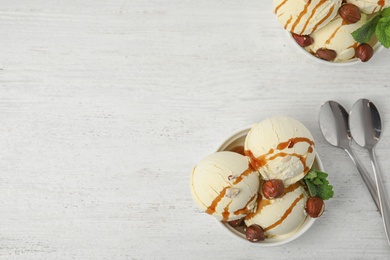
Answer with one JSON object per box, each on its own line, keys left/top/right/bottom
{"left": 304, "top": 168, "right": 334, "bottom": 200}
{"left": 352, "top": 14, "right": 381, "bottom": 43}
{"left": 312, "top": 178, "right": 323, "bottom": 185}
{"left": 382, "top": 7, "right": 390, "bottom": 17}
{"left": 305, "top": 169, "right": 317, "bottom": 181}
{"left": 305, "top": 179, "right": 317, "bottom": 197}
{"left": 376, "top": 15, "right": 390, "bottom": 48}
{"left": 316, "top": 184, "right": 334, "bottom": 200}
{"left": 316, "top": 171, "right": 328, "bottom": 180}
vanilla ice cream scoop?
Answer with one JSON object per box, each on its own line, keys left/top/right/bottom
{"left": 190, "top": 151, "right": 260, "bottom": 221}
{"left": 245, "top": 182, "right": 309, "bottom": 238}
{"left": 305, "top": 14, "right": 368, "bottom": 62}
{"left": 347, "top": 0, "right": 389, "bottom": 14}
{"left": 273, "top": 0, "right": 342, "bottom": 35}
{"left": 244, "top": 116, "right": 315, "bottom": 187}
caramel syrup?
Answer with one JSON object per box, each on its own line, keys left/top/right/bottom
{"left": 245, "top": 137, "right": 314, "bottom": 175}
{"left": 274, "top": 0, "right": 289, "bottom": 14}
{"left": 310, "top": 5, "right": 335, "bottom": 34}
{"left": 206, "top": 187, "right": 229, "bottom": 215}
{"left": 291, "top": 0, "right": 311, "bottom": 33}
{"left": 264, "top": 193, "right": 305, "bottom": 231}
{"left": 300, "top": 0, "right": 327, "bottom": 34}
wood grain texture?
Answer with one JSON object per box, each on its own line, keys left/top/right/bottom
{"left": 1, "top": 0, "right": 390, "bottom": 259}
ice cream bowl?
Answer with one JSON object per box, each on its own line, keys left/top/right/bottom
{"left": 287, "top": 31, "right": 384, "bottom": 66}
{"left": 216, "top": 127, "right": 323, "bottom": 246}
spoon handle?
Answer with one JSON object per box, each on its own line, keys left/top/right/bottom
{"left": 344, "top": 145, "right": 380, "bottom": 212}
{"left": 368, "top": 148, "right": 390, "bottom": 245}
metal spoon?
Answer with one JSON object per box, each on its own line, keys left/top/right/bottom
{"left": 350, "top": 98, "right": 390, "bottom": 245}
{"left": 319, "top": 100, "right": 380, "bottom": 211}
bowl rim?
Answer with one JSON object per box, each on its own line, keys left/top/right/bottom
{"left": 215, "top": 126, "right": 323, "bottom": 246}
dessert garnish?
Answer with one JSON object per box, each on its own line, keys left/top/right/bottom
{"left": 304, "top": 168, "right": 334, "bottom": 200}
{"left": 352, "top": 7, "right": 390, "bottom": 48}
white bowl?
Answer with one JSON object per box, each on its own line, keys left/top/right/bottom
{"left": 287, "top": 31, "right": 384, "bottom": 66}
{"left": 215, "top": 127, "right": 324, "bottom": 246}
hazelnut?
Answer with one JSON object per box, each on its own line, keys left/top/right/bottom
{"left": 316, "top": 48, "right": 337, "bottom": 61}
{"left": 306, "top": 196, "right": 325, "bottom": 218}
{"left": 227, "top": 217, "right": 244, "bottom": 227}
{"left": 292, "top": 33, "right": 314, "bottom": 47}
{"left": 339, "top": 4, "right": 361, "bottom": 24}
{"left": 245, "top": 224, "right": 265, "bottom": 242}
{"left": 262, "top": 179, "right": 284, "bottom": 199}
{"left": 355, "top": 43, "right": 374, "bottom": 62}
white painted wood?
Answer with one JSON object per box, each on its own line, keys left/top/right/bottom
{"left": 1, "top": 0, "right": 390, "bottom": 258}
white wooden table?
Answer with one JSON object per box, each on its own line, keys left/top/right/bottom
{"left": 1, "top": 0, "right": 390, "bottom": 259}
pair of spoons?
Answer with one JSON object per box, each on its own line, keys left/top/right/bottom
{"left": 319, "top": 99, "right": 390, "bottom": 246}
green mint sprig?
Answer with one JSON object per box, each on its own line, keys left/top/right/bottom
{"left": 352, "top": 7, "right": 390, "bottom": 48}
{"left": 304, "top": 168, "right": 334, "bottom": 200}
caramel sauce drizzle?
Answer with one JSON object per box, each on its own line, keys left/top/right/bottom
{"left": 245, "top": 183, "right": 302, "bottom": 221}
{"left": 310, "top": 5, "right": 335, "bottom": 34}
{"left": 245, "top": 194, "right": 270, "bottom": 221}
{"left": 300, "top": 0, "right": 327, "bottom": 34}
{"left": 222, "top": 201, "right": 232, "bottom": 221}
{"left": 233, "top": 164, "right": 255, "bottom": 185}
{"left": 234, "top": 193, "right": 257, "bottom": 216}
{"left": 284, "top": 15, "right": 294, "bottom": 30}
{"left": 206, "top": 187, "right": 229, "bottom": 215}
{"left": 245, "top": 137, "right": 314, "bottom": 175}
{"left": 264, "top": 193, "right": 305, "bottom": 231}
{"left": 274, "top": 0, "right": 289, "bottom": 14}
{"left": 325, "top": 23, "right": 343, "bottom": 44}
{"left": 291, "top": 0, "right": 311, "bottom": 33}
{"left": 277, "top": 137, "right": 314, "bottom": 150}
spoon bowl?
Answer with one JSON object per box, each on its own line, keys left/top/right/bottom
{"left": 318, "top": 100, "right": 351, "bottom": 149}
{"left": 349, "top": 99, "right": 382, "bottom": 149}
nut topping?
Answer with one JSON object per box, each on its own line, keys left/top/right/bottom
{"left": 339, "top": 4, "right": 361, "bottom": 24}
{"left": 316, "top": 48, "right": 337, "bottom": 61}
{"left": 355, "top": 43, "right": 374, "bottom": 62}
{"left": 245, "top": 224, "right": 265, "bottom": 242}
{"left": 292, "top": 33, "right": 314, "bottom": 47}
{"left": 262, "top": 179, "right": 284, "bottom": 199}
{"left": 306, "top": 196, "right": 325, "bottom": 218}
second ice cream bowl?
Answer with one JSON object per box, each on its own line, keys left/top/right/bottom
{"left": 216, "top": 127, "right": 323, "bottom": 246}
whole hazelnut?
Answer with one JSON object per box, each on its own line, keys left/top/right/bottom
{"left": 245, "top": 224, "right": 265, "bottom": 242}
{"left": 262, "top": 179, "right": 284, "bottom": 199}
{"left": 316, "top": 48, "right": 337, "bottom": 61}
{"left": 227, "top": 218, "right": 244, "bottom": 227}
{"left": 355, "top": 43, "right": 374, "bottom": 62}
{"left": 339, "top": 4, "right": 361, "bottom": 24}
{"left": 292, "top": 33, "right": 314, "bottom": 47}
{"left": 306, "top": 196, "right": 325, "bottom": 218}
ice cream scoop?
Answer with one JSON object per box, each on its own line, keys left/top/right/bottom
{"left": 305, "top": 14, "right": 368, "bottom": 62}
{"left": 347, "top": 0, "right": 389, "bottom": 14}
{"left": 190, "top": 151, "right": 260, "bottom": 221}
{"left": 244, "top": 116, "right": 315, "bottom": 187}
{"left": 273, "top": 0, "right": 342, "bottom": 35}
{"left": 245, "top": 182, "right": 309, "bottom": 238}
